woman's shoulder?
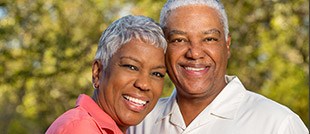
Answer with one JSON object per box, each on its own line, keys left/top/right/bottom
{"left": 46, "top": 107, "right": 100, "bottom": 134}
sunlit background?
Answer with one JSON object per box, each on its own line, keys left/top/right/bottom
{"left": 0, "top": 0, "right": 308, "bottom": 133}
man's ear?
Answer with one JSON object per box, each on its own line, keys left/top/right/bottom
{"left": 226, "top": 34, "right": 232, "bottom": 59}
{"left": 92, "top": 60, "right": 102, "bottom": 89}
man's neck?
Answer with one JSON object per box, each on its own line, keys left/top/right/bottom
{"left": 177, "top": 95, "right": 216, "bottom": 126}
{"left": 176, "top": 77, "right": 228, "bottom": 126}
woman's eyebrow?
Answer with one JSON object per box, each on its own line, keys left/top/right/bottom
{"left": 120, "top": 56, "right": 140, "bottom": 63}
{"left": 152, "top": 65, "right": 166, "bottom": 70}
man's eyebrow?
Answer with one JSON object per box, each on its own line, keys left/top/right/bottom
{"left": 168, "top": 29, "right": 221, "bottom": 36}
{"left": 168, "top": 29, "right": 187, "bottom": 36}
{"left": 203, "top": 29, "right": 221, "bottom": 35}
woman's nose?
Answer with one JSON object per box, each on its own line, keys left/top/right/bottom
{"left": 134, "top": 74, "right": 151, "bottom": 91}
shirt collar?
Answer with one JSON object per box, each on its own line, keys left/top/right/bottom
{"left": 156, "top": 75, "right": 246, "bottom": 123}
{"left": 155, "top": 90, "right": 188, "bottom": 128}
{"left": 207, "top": 75, "right": 246, "bottom": 119}
{"left": 75, "top": 94, "right": 123, "bottom": 134}
{"left": 156, "top": 89, "right": 177, "bottom": 118}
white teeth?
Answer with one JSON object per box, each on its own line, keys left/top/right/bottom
{"left": 123, "top": 95, "right": 147, "bottom": 105}
{"left": 185, "top": 67, "right": 205, "bottom": 71}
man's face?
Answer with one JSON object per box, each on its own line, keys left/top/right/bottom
{"left": 93, "top": 38, "right": 166, "bottom": 130}
{"left": 164, "top": 5, "right": 231, "bottom": 100}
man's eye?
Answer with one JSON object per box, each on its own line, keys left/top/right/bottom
{"left": 122, "top": 64, "right": 138, "bottom": 71}
{"left": 170, "top": 38, "right": 187, "bottom": 43}
{"left": 152, "top": 72, "right": 165, "bottom": 78}
{"left": 204, "top": 37, "right": 218, "bottom": 42}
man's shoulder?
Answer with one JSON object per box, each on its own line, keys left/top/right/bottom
{"left": 127, "top": 96, "right": 175, "bottom": 134}
{"left": 140, "top": 95, "right": 175, "bottom": 121}
{"left": 157, "top": 97, "right": 171, "bottom": 107}
{"left": 240, "top": 90, "right": 296, "bottom": 118}
{"left": 232, "top": 90, "right": 308, "bottom": 133}
{"left": 146, "top": 96, "right": 172, "bottom": 116}
{"left": 226, "top": 76, "right": 297, "bottom": 117}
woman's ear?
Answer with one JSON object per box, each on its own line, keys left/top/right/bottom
{"left": 92, "top": 60, "right": 102, "bottom": 89}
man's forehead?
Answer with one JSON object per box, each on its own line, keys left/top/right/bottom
{"left": 166, "top": 28, "right": 221, "bottom": 36}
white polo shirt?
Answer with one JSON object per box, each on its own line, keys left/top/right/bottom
{"left": 128, "top": 76, "right": 308, "bottom": 134}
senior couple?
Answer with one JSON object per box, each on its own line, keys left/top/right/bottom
{"left": 46, "top": 0, "right": 308, "bottom": 134}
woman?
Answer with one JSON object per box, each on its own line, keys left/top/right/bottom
{"left": 46, "top": 15, "right": 167, "bottom": 134}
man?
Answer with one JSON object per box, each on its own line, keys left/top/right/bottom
{"left": 128, "top": 0, "right": 308, "bottom": 133}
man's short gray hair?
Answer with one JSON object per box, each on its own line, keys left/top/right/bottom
{"left": 94, "top": 15, "right": 167, "bottom": 70}
{"left": 160, "top": 0, "right": 229, "bottom": 40}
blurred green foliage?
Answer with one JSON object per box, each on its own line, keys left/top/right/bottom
{"left": 0, "top": 0, "right": 308, "bottom": 133}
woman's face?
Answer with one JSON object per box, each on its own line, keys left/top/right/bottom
{"left": 92, "top": 38, "right": 166, "bottom": 132}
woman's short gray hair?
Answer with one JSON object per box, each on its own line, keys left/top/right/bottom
{"left": 94, "top": 15, "right": 167, "bottom": 70}
{"left": 160, "top": 0, "right": 229, "bottom": 40}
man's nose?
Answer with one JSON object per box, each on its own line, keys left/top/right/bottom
{"left": 185, "top": 41, "right": 205, "bottom": 60}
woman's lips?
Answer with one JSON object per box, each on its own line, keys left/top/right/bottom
{"left": 123, "top": 95, "right": 149, "bottom": 112}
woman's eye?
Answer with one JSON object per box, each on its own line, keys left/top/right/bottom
{"left": 152, "top": 72, "right": 165, "bottom": 78}
{"left": 122, "top": 64, "right": 138, "bottom": 71}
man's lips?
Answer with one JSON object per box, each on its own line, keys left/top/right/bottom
{"left": 180, "top": 64, "right": 210, "bottom": 75}
{"left": 184, "top": 66, "right": 206, "bottom": 71}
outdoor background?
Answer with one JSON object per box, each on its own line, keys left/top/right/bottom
{"left": 0, "top": 0, "right": 308, "bottom": 133}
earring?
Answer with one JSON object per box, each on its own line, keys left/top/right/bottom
{"left": 93, "top": 83, "right": 99, "bottom": 89}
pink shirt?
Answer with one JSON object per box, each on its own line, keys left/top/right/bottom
{"left": 46, "top": 94, "right": 123, "bottom": 134}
